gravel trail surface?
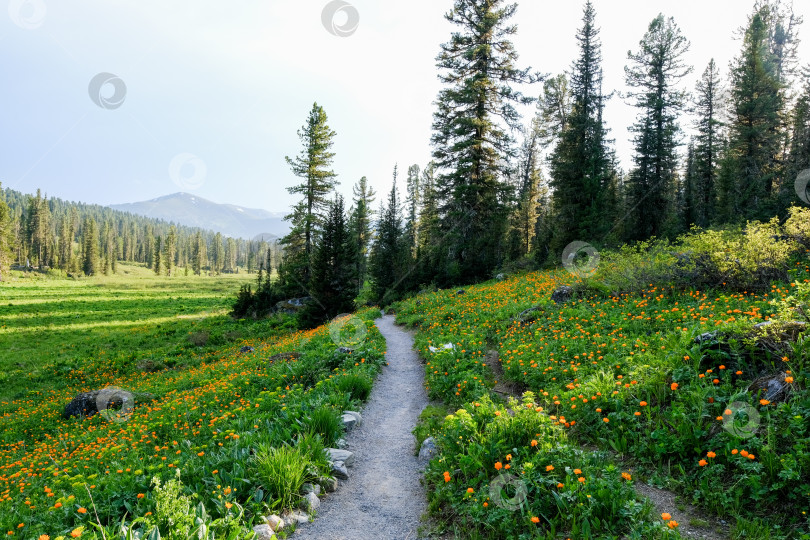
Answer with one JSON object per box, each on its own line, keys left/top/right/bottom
{"left": 298, "top": 315, "right": 428, "bottom": 540}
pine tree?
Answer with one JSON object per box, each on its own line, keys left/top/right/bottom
{"left": 26, "top": 189, "right": 51, "bottom": 267}
{"left": 300, "top": 195, "right": 357, "bottom": 326}
{"left": 416, "top": 162, "right": 441, "bottom": 285}
{"left": 153, "top": 236, "right": 162, "bottom": 275}
{"left": 691, "top": 59, "right": 724, "bottom": 227}
{"left": 82, "top": 218, "right": 100, "bottom": 276}
{"left": 281, "top": 103, "right": 339, "bottom": 295}
{"left": 721, "top": 5, "right": 786, "bottom": 222}
{"left": 624, "top": 14, "right": 692, "bottom": 241}
{"left": 510, "top": 118, "right": 543, "bottom": 259}
{"left": 404, "top": 165, "right": 421, "bottom": 256}
{"left": 191, "top": 231, "right": 204, "bottom": 275}
{"left": 536, "top": 74, "right": 572, "bottom": 150}
{"left": 549, "top": 1, "right": 616, "bottom": 250}
{"left": 785, "top": 68, "right": 810, "bottom": 207}
{"left": 682, "top": 141, "right": 699, "bottom": 228}
{"left": 0, "top": 184, "right": 15, "bottom": 281}
{"left": 163, "top": 226, "right": 176, "bottom": 276}
{"left": 369, "top": 170, "right": 406, "bottom": 304}
{"left": 211, "top": 232, "right": 223, "bottom": 275}
{"left": 348, "top": 176, "right": 376, "bottom": 295}
{"left": 431, "top": 0, "right": 538, "bottom": 284}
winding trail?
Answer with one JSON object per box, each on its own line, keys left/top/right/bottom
{"left": 298, "top": 315, "right": 428, "bottom": 540}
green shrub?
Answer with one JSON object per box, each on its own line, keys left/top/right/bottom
{"left": 305, "top": 406, "right": 343, "bottom": 446}
{"left": 253, "top": 443, "right": 314, "bottom": 511}
{"left": 336, "top": 373, "right": 373, "bottom": 402}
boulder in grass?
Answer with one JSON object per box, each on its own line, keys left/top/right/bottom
{"left": 62, "top": 387, "right": 135, "bottom": 420}
{"left": 252, "top": 524, "right": 277, "bottom": 540}
{"left": 267, "top": 351, "right": 301, "bottom": 364}
{"left": 551, "top": 286, "right": 574, "bottom": 304}
{"left": 240, "top": 346, "right": 255, "bottom": 354}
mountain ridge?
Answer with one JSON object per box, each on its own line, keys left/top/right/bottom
{"left": 110, "top": 192, "right": 289, "bottom": 240}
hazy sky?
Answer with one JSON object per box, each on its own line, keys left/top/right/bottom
{"left": 2, "top": 0, "right": 809, "bottom": 213}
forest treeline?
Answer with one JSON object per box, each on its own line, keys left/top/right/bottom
{"left": 0, "top": 185, "right": 280, "bottom": 280}
{"left": 234, "top": 0, "right": 810, "bottom": 325}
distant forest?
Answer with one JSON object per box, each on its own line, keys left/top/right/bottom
{"left": 235, "top": 0, "right": 810, "bottom": 324}
{"left": 0, "top": 186, "right": 280, "bottom": 278}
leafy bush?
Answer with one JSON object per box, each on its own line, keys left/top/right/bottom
{"left": 784, "top": 205, "right": 810, "bottom": 248}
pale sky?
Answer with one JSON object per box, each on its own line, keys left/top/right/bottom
{"left": 1, "top": 0, "right": 809, "bottom": 213}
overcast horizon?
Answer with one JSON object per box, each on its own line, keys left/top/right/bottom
{"left": 2, "top": 0, "right": 809, "bottom": 213}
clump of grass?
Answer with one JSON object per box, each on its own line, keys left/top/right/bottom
{"left": 305, "top": 406, "right": 343, "bottom": 446}
{"left": 253, "top": 443, "right": 314, "bottom": 511}
{"left": 336, "top": 373, "right": 373, "bottom": 402}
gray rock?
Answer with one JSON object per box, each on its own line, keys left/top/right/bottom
{"left": 341, "top": 413, "right": 357, "bottom": 430}
{"left": 239, "top": 346, "right": 255, "bottom": 354}
{"left": 319, "top": 476, "right": 339, "bottom": 492}
{"left": 496, "top": 273, "right": 506, "bottom": 281}
{"left": 336, "top": 437, "right": 348, "bottom": 449}
{"left": 301, "top": 491, "right": 320, "bottom": 512}
{"left": 284, "top": 510, "right": 310, "bottom": 526}
{"left": 331, "top": 461, "right": 349, "bottom": 479}
{"left": 337, "top": 347, "right": 355, "bottom": 354}
{"left": 302, "top": 483, "right": 321, "bottom": 496}
{"left": 264, "top": 514, "right": 284, "bottom": 531}
{"left": 327, "top": 448, "right": 355, "bottom": 467}
{"left": 343, "top": 410, "right": 362, "bottom": 426}
{"left": 694, "top": 331, "right": 720, "bottom": 345}
{"left": 267, "top": 351, "right": 301, "bottom": 364}
{"left": 456, "top": 289, "right": 466, "bottom": 295}
{"left": 252, "top": 524, "right": 277, "bottom": 540}
{"left": 550, "top": 286, "right": 574, "bottom": 304}
{"left": 418, "top": 436, "right": 437, "bottom": 463}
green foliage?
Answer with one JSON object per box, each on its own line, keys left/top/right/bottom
{"left": 305, "top": 406, "right": 344, "bottom": 447}
{"left": 253, "top": 443, "right": 315, "bottom": 512}
{"left": 336, "top": 372, "right": 373, "bottom": 403}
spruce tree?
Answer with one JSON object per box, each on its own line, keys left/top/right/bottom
{"left": 691, "top": 59, "right": 724, "bottom": 227}
{"left": 404, "top": 165, "right": 421, "bottom": 256}
{"left": 721, "top": 5, "right": 785, "bottom": 222}
{"left": 163, "top": 226, "right": 177, "bottom": 276}
{"left": 348, "top": 176, "right": 376, "bottom": 295}
{"left": 153, "top": 236, "right": 162, "bottom": 276}
{"left": 211, "top": 232, "right": 223, "bottom": 275}
{"left": 0, "top": 184, "right": 14, "bottom": 281}
{"left": 431, "top": 0, "right": 538, "bottom": 284}
{"left": 549, "top": 1, "right": 616, "bottom": 251}
{"left": 785, "top": 68, "right": 810, "bottom": 207}
{"left": 280, "top": 103, "right": 338, "bottom": 296}
{"left": 83, "top": 218, "right": 100, "bottom": 276}
{"left": 416, "top": 163, "right": 441, "bottom": 285}
{"left": 300, "top": 195, "right": 357, "bottom": 326}
{"left": 624, "top": 14, "right": 692, "bottom": 241}
{"left": 369, "top": 169, "right": 406, "bottom": 304}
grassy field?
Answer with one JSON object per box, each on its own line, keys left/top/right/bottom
{"left": 0, "top": 264, "right": 386, "bottom": 539}
{"left": 397, "top": 259, "right": 810, "bottom": 539}
{"left": 0, "top": 264, "right": 265, "bottom": 401}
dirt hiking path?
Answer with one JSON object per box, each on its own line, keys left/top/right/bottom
{"left": 298, "top": 315, "right": 428, "bottom": 540}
